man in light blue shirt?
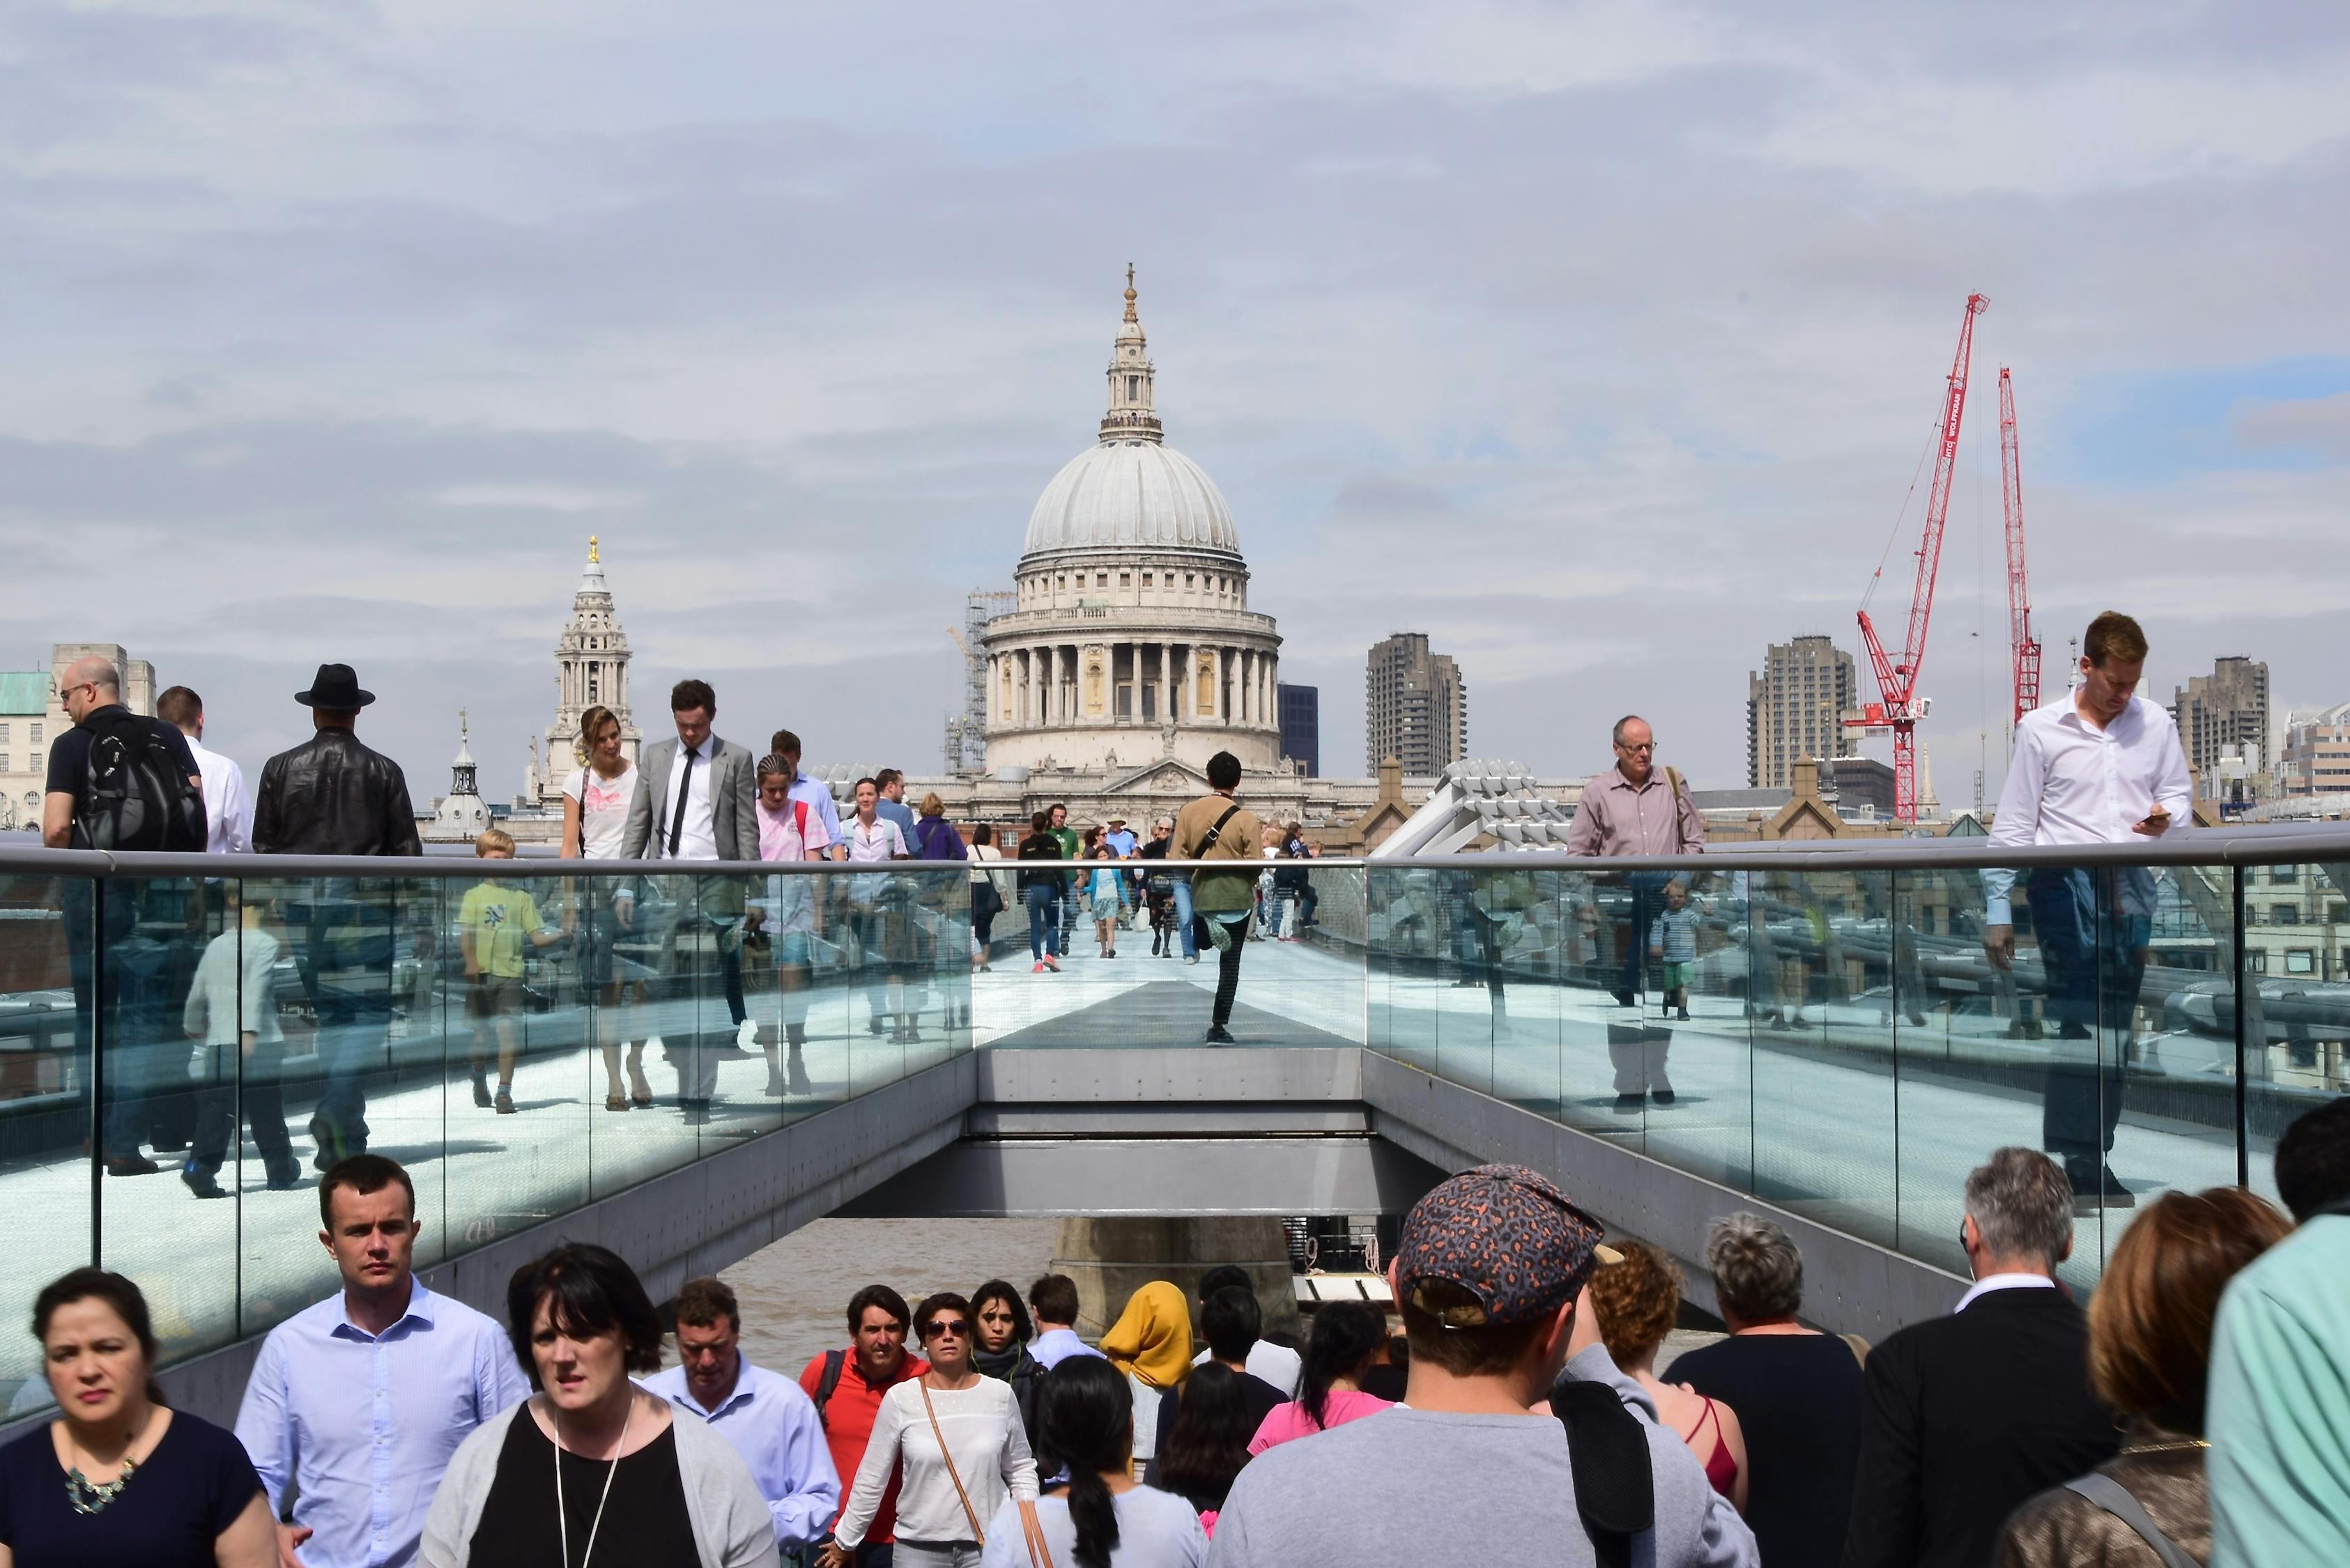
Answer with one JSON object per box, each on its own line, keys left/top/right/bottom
{"left": 235, "top": 1155, "right": 529, "bottom": 1568}
{"left": 645, "top": 1277, "right": 840, "bottom": 1555}
{"left": 1025, "top": 1274, "right": 1107, "bottom": 1371}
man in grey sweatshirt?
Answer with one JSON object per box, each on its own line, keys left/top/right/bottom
{"left": 1208, "top": 1165, "right": 1758, "bottom": 1568}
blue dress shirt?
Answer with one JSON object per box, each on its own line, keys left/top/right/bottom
{"left": 233, "top": 1282, "right": 531, "bottom": 1568}
{"left": 643, "top": 1358, "right": 841, "bottom": 1546}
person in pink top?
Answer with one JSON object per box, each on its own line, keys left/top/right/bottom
{"left": 1247, "top": 1300, "right": 1393, "bottom": 1454}
{"left": 751, "top": 753, "right": 834, "bottom": 1098}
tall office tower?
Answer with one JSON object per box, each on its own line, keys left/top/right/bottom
{"left": 1747, "top": 634, "right": 1857, "bottom": 788}
{"left": 1365, "top": 633, "right": 1466, "bottom": 776}
{"left": 2173, "top": 656, "right": 2271, "bottom": 797}
{"left": 1277, "top": 682, "right": 1320, "bottom": 776}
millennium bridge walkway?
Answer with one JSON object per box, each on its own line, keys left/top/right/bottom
{"left": 2, "top": 830, "right": 2343, "bottom": 1431}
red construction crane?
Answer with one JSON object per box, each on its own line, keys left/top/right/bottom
{"left": 1999, "top": 366, "right": 2042, "bottom": 726}
{"left": 1857, "top": 292, "right": 1988, "bottom": 824}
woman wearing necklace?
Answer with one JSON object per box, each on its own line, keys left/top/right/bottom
{"left": 824, "top": 1293, "right": 1039, "bottom": 1568}
{"left": 1995, "top": 1187, "right": 2291, "bottom": 1568}
{"left": 0, "top": 1268, "right": 274, "bottom": 1567}
{"left": 420, "top": 1243, "right": 777, "bottom": 1568}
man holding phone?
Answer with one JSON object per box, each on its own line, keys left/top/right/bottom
{"left": 1983, "top": 611, "right": 2193, "bottom": 1210}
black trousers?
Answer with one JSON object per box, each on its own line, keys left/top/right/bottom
{"left": 1196, "top": 914, "right": 1246, "bottom": 1028}
{"left": 188, "top": 1040, "right": 298, "bottom": 1180}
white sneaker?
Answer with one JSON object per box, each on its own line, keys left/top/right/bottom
{"left": 735, "top": 1018, "right": 759, "bottom": 1050}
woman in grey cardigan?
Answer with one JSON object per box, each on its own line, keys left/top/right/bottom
{"left": 421, "top": 1243, "right": 778, "bottom": 1568}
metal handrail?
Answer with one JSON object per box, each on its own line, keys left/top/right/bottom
{"left": 1, "top": 822, "right": 2346, "bottom": 879}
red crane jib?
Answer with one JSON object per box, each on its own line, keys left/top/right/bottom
{"left": 2000, "top": 366, "right": 2042, "bottom": 726}
{"left": 1857, "top": 292, "right": 1988, "bottom": 823}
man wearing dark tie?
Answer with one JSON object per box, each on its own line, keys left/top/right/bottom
{"left": 620, "top": 679, "right": 760, "bottom": 1123}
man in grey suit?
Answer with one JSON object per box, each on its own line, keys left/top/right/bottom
{"left": 620, "top": 678, "right": 760, "bottom": 1124}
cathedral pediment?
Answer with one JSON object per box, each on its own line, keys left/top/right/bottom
{"left": 1103, "top": 757, "right": 1209, "bottom": 795}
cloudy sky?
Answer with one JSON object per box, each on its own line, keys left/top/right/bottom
{"left": 4, "top": 0, "right": 2346, "bottom": 807}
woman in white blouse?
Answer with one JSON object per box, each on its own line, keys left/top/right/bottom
{"left": 824, "top": 1291, "right": 1039, "bottom": 1568}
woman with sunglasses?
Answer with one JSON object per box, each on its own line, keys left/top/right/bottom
{"left": 824, "top": 1293, "right": 1038, "bottom": 1568}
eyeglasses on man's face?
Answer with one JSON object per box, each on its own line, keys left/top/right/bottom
{"left": 1617, "top": 741, "right": 1655, "bottom": 754}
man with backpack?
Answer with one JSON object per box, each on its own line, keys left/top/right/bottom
{"left": 798, "top": 1283, "right": 929, "bottom": 1567}
{"left": 252, "top": 663, "right": 422, "bottom": 1169}
{"left": 43, "top": 654, "right": 208, "bottom": 1176}
{"left": 1208, "top": 1164, "right": 1758, "bottom": 1568}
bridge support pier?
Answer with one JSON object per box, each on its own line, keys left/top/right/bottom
{"left": 1052, "top": 1216, "right": 1302, "bottom": 1345}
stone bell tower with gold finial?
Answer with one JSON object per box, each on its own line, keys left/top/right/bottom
{"left": 535, "top": 535, "right": 641, "bottom": 806}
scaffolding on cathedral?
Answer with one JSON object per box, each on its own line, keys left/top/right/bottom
{"left": 945, "top": 590, "right": 1013, "bottom": 774}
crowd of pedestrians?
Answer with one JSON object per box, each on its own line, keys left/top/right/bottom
{"left": 10, "top": 1099, "right": 2350, "bottom": 1567}
{"left": 33, "top": 656, "right": 1341, "bottom": 1194}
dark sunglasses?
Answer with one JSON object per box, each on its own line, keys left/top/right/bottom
{"left": 920, "top": 1318, "right": 971, "bottom": 1339}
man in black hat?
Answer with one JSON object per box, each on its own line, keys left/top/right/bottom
{"left": 254, "top": 664, "right": 422, "bottom": 1167}
{"left": 252, "top": 665, "right": 422, "bottom": 858}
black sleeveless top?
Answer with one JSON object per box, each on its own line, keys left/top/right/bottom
{"left": 467, "top": 1411, "right": 700, "bottom": 1567}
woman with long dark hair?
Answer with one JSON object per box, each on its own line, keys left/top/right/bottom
{"left": 1151, "top": 1362, "right": 1255, "bottom": 1521}
{"left": 976, "top": 1358, "right": 1204, "bottom": 1568}
{"left": 969, "top": 1280, "right": 1045, "bottom": 1461}
{"left": 0, "top": 1269, "right": 274, "bottom": 1567}
{"left": 1245, "top": 1301, "right": 1392, "bottom": 1454}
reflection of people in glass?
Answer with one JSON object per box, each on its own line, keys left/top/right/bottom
{"left": 180, "top": 888, "right": 299, "bottom": 1197}
{"left": 1983, "top": 613, "right": 2194, "bottom": 1210}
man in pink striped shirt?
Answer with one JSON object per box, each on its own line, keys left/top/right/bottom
{"left": 1567, "top": 714, "right": 1705, "bottom": 1020}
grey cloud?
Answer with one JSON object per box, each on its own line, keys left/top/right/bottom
{"left": 3, "top": 0, "right": 2346, "bottom": 796}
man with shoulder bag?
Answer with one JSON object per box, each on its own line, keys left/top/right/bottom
{"left": 1172, "top": 751, "right": 1264, "bottom": 1045}
{"left": 1566, "top": 714, "right": 1705, "bottom": 1108}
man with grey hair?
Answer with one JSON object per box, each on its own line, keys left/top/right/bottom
{"left": 1841, "top": 1148, "right": 2119, "bottom": 1568}
{"left": 1673, "top": 1214, "right": 1865, "bottom": 1566}
{"left": 1567, "top": 714, "right": 1704, "bottom": 1103}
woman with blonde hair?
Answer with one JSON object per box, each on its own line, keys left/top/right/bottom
{"left": 1996, "top": 1186, "right": 2291, "bottom": 1568}
{"left": 559, "top": 704, "right": 649, "bottom": 1110}
{"left": 1586, "top": 1240, "right": 1747, "bottom": 1514}
{"left": 1098, "top": 1283, "right": 1192, "bottom": 1478}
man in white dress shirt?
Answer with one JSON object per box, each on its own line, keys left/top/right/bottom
{"left": 1983, "top": 612, "right": 2193, "bottom": 1210}
{"left": 622, "top": 678, "right": 760, "bottom": 1124}
{"left": 158, "top": 684, "right": 253, "bottom": 854}
{"left": 155, "top": 684, "right": 254, "bottom": 1155}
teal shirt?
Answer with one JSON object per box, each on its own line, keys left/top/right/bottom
{"left": 2208, "top": 1214, "right": 2350, "bottom": 1567}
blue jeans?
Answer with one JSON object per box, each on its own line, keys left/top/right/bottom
{"left": 2025, "top": 867, "right": 2149, "bottom": 1171}
{"left": 1024, "top": 884, "right": 1061, "bottom": 959}
{"left": 1171, "top": 874, "right": 1198, "bottom": 958}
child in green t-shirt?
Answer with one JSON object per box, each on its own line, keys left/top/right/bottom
{"left": 460, "top": 828, "right": 565, "bottom": 1114}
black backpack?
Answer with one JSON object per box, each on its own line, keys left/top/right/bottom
{"left": 76, "top": 709, "right": 206, "bottom": 853}
{"left": 1552, "top": 1380, "right": 1656, "bottom": 1568}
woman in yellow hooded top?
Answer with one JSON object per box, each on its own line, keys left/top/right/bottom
{"left": 1099, "top": 1281, "right": 1193, "bottom": 1477}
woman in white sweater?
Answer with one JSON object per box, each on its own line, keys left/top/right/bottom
{"left": 824, "top": 1291, "right": 1039, "bottom": 1568}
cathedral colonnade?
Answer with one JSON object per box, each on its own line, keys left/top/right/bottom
{"left": 989, "top": 641, "right": 1278, "bottom": 731}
